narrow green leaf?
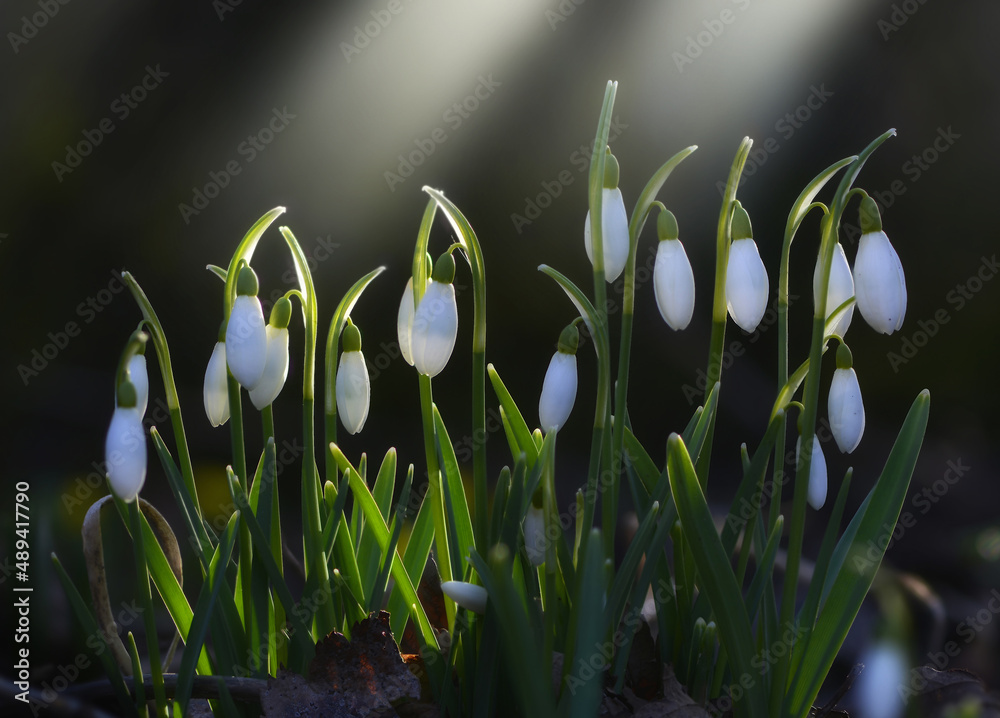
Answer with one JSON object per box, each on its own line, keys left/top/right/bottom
{"left": 434, "top": 405, "right": 476, "bottom": 568}
{"left": 488, "top": 364, "right": 539, "bottom": 467}
{"left": 388, "top": 475, "right": 435, "bottom": 641}
{"left": 564, "top": 530, "right": 606, "bottom": 718}
{"left": 787, "top": 391, "right": 928, "bottom": 718}
{"left": 667, "top": 434, "right": 767, "bottom": 718}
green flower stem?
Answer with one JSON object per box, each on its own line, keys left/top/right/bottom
{"left": 422, "top": 187, "right": 489, "bottom": 553}
{"left": 279, "top": 226, "right": 337, "bottom": 639}
{"left": 418, "top": 374, "right": 456, "bottom": 628}
{"left": 697, "top": 137, "right": 753, "bottom": 487}
{"left": 121, "top": 273, "right": 213, "bottom": 563}
{"left": 128, "top": 500, "right": 168, "bottom": 717}
{"left": 773, "top": 130, "right": 895, "bottom": 718}
{"left": 261, "top": 405, "right": 283, "bottom": 674}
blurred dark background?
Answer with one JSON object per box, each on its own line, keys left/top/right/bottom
{"left": 2, "top": 0, "right": 998, "bottom": 713}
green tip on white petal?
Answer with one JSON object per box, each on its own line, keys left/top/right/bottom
{"left": 731, "top": 201, "right": 753, "bottom": 240}
{"left": 236, "top": 265, "right": 259, "bottom": 297}
{"left": 603, "top": 148, "right": 620, "bottom": 189}
{"left": 432, "top": 252, "right": 456, "bottom": 284}
{"left": 557, "top": 323, "right": 579, "bottom": 355}
{"left": 657, "top": 208, "right": 679, "bottom": 241}
{"left": 270, "top": 296, "right": 292, "bottom": 329}
{"left": 859, "top": 194, "right": 883, "bottom": 233}
{"left": 440, "top": 580, "right": 488, "bottom": 614}
{"left": 342, "top": 318, "right": 362, "bottom": 352}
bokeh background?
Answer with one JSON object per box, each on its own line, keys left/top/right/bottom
{"left": 2, "top": 0, "right": 999, "bottom": 713}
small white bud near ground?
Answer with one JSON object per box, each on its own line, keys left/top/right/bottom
{"left": 204, "top": 341, "right": 231, "bottom": 427}
{"left": 440, "top": 580, "right": 488, "bottom": 614}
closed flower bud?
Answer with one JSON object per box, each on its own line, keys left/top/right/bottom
{"left": 226, "top": 266, "right": 268, "bottom": 388}
{"left": 828, "top": 344, "right": 865, "bottom": 454}
{"left": 854, "top": 197, "right": 906, "bottom": 335}
{"left": 538, "top": 324, "right": 579, "bottom": 434}
{"left": 105, "top": 398, "right": 146, "bottom": 503}
{"left": 127, "top": 353, "right": 149, "bottom": 417}
{"left": 410, "top": 254, "right": 459, "bottom": 377}
{"left": 523, "top": 503, "right": 546, "bottom": 566}
{"left": 814, "top": 242, "right": 855, "bottom": 338}
{"left": 653, "top": 209, "right": 695, "bottom": 331}
{"left": 440, "top": 580, "right": 488, "bottom": 614}
{"left": 336, "top": 319, "right": 371, "bottom": 435}
{"left": 204, "top": 338, "right": 230, "bottom": 427}
{"left": 797, "top": 434, "right": 828, "bottom": 511}
{"left": 725, "top": 203, "right": 769, "bottom": 332}
{"left": 584, "top": 150, "right": 630, "bottom": 282}
{"left": 249, "top": 297, "right": 292, "bottom": 410}
{"left": 397, "top": 276, "right": 425, "bottom": 367}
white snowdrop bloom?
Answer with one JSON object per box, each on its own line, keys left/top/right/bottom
{"left": 523, "top": 504, "right": 546, "bottom": 567}
{"left": 226, "top": 266, "right": 268, "bottom": 389}
{"left": 249, "top": 297, "right": 292, "bottom": 410}
{"left": 797, "top": 434, "right": 828, "bottom": 511}
{"left": 127, "top": 354, "right": 149, "bottom": 417}
{"left": 409, "top": 254, "right": 459, "bottom": 378}
{"left": 726, "top": 238, "right": 769, "bottom": 332}
{"left": 584, "top": 187, "right": 630, "bottom": 283}
{"left": 396, "top": 276, "right": 428, "bottom": 367}
{"left": 538, "top": 324, "right": 579, "bottom": 434}
{"left": 854, "top": 195, "right": 906, "bottom": 335}
{"left": 105, "top": 399, "right": 146, "bottom": 503}
{"left": 828, "top": 346, "right": 865, "bottom": 454}
{"left": 653, "top": 209, "right": 695, "bottom": 331}
{"left": 440, "top": 580, "right": 488, "bottom": 614}
{"left": 203, "top": 341, "right": 230, "bottom": 427}
{"left": 336, "top": 320, "right": 371, "bottom": 435}
{"left": 814, "top": 242, "right": 855, "bottom": 338}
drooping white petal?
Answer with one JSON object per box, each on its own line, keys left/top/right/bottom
{"left": 855, "top": 642, "right": 908, "bottom": 718}
{"left": 127, "top": 354, "right": 149, "bottom": 417}
{"left": 523, "top": 504, "right": 546, "bottom": 566}
{"left": 814, "top": 242, "right": 855, "bottom": 338}
{"left": 225, "top": 295, "right": 268, "bottom": 388}
{"left": 538, "top": 351, "right": 577, "bottom": 433}
{"left": 249, "top": 326, "right": 289, "bottom": 410}
{"left": 105, "top": 406, "right": 146, "bottom": 502}
{"left": 797, "top": 435, "right": 828, "bottom": 511}
{"left": 584, "top": 187, "right": 630, "bottom": 282}
{"left": 336, "top": 350, "right": 371, "bottom": 435}
{"left": 654, "top": 239, "right": 696, "bottom": 330}
{"left": 440, "top": 580, "right": 488, "bottom": 614}
{"left": 854, "top": 231, "right": 907, "bottom": 335}
{"left": 204, "top": 342, "right": 230, "bottom": 427}
{"left": 396, "top": 277, "right": 429, "bottom": 367}
{"left": 410, "top": 280, "right": 458, "bottom": 377}
{"left": 726, "top": 238, "right": 770, "bottom": 332}
{"left": 828, "top": 367, "right": 865, "bottom": 454}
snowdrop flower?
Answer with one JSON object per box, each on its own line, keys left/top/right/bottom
{"left": 440, "top": 580, "right": 488, "bottom": 614}
{"left": 797, "top": 434, "right": 828, "bottom": 511}
{"left": 225, "top": 265, "right": 267, "bottom": 389}
{"left": 653, "top": 208, "right": 696, "bottom": 330}
{"left": 854, "top": 196, "right": 906, "bottom": 335}
{"left": 249, "top": 296, "right": 291, "bottom": 410}
{"left": 584, "top": 149, "right": 630, "bottom": 282}
{"left": 396, "top": 276, "right": 429, "bottom": 367}
{"left": 538, "top": 323, "right": 579, "bottom": 433}
{"left": 126, "top": 351, "right": 148, "bottom": 417}
{"left": 336, "top": 319, "right": 371, "bottom": 435}
{"left": 814, "top": 242, "right": 855, "bottom": 338}
{"left": 203, "top": 323, "right": 230, "bottom": 427}
{"left": 523, "top": 502, "right": 546, "bottom": 566}
{"left": 725, "top": 202, "right": 769, "bottom": 332}
{"left": 409, "top": 253, "right": 459, "bottom": 377}
{"left": 105, "top": 380, "right": 146, "bottom": 503}
{"left": 828, "top": 343, "right": 865, "bottom": 454}
{"left": 856, "top": 641, "right": 908, "bottom": 718}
